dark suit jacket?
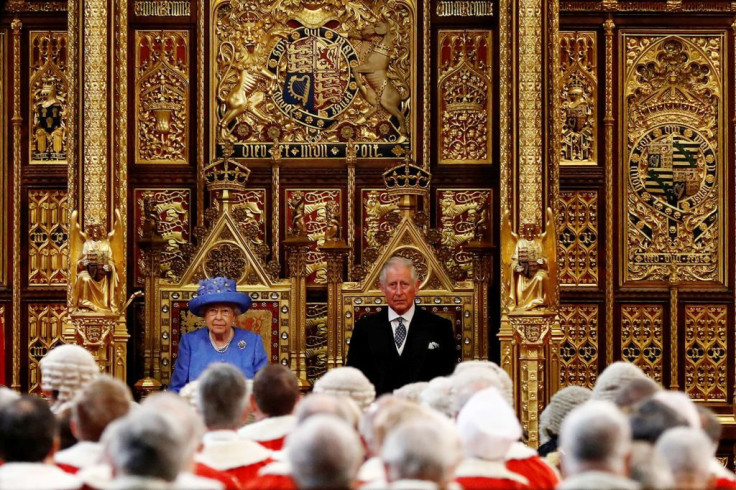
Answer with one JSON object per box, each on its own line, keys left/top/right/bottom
{"left": 346, "top": 307, "right": 458, "bottom": 395}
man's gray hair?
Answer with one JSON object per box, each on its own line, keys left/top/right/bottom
{"left": 142, "top": 392, "right": 205, "bottom": 463}
{"left": 559, "top": 400, "right": 632, "bottom": 477}
{"left": 379, "top": 256, "right": 418, "bottom": 285}
{"left": 103, "top": 408, "right": 185, "bottom": 482}
{"left": 287, "top": 414, "right": 363, "bottom": 489}
{"left": 196, "top": 363, "right": 248, "bottom": 429}
{"left": 655, "top": 427, "right": 713, "bottom": 485}
{"left": 628, "top": 441, "right": 674, "bottom": 489}
{"left": 381, "top": 417, "right": 462, "bottom": 485}
{"left": 295, "top": 393, "right": 360, "bottom": 428}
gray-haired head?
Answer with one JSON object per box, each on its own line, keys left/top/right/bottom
{"left": 287, "top": 414, "right": 363, "bottom": 489}
{"left": 393, "top": 382, "right": 429, "bottom": 404}
{"left": 142, "top": 392, "right": 205, "bottom": 463}
{"left": 655, "top": 427, "right": 713, "bottom": 489}
{"left": 628, "top": 441, "right": 674, "bottom": 490}
{"left": 559, "top": 400, "right": 632, "bottom": 477}
{"left": 381, "top": 417, "right": 462, "bottom": 486}
{"left": 379, "top": 256, "right": 418, "bottom": 285}
{"left": 196, "top": 363, "right": 248, "bottom": 429}
{"left": 295, "top": 393, "right": 359, "bottom": 428}
{"left": 103, "top": 408, "right": 186, "bottom": 482}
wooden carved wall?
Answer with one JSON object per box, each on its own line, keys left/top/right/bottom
{"left": 0, "top": 0, "right": 496, "bottom": 389}
{"left": 559, "top": 3, "right": 736, "bottom": 420}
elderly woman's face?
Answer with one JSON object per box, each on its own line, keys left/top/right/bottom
{"left": 204, "top": 303, "right": 237, "bottom": 337}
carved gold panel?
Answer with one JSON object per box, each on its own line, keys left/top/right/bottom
{"left": 29, "top": 31, "right": 68, "bottom": 164}
{"left": 684, "top": 305, "right": 727, "bottom": 401}
{"left": 622, "top": 33, "right": 726, "bottom": 285}
{"left": 560, "top": 31, "right": 597, "bottom": 165}
{"left": 559, "top": 304, "right": 598, "bottom": 388}
{"left": 558, "top": 190, "right": 598, "bottom": 286}
{"left": 437, "top": 189, "right": 491, "bottom": 279}
{"left": 306, "top": 303, "right": 327, "bottom": 385}
{"left": 361, "top": 189, "right": 399, "bottom": 254}
{"left": 133, "top": 189, "right": 190, "bottom": 285}
{"left": 209, "top": 0, "right": 416, "bottom": 161}
{"left": 437, "top": 30, "right": 492, "bottom": 164}
{"left": 135, "top": 30, "right": 189, "bottom": 164}
{"left": 28, "top": 303, "right": 67, "bottom": 394}
{"left": 285, "top": 189, "right": 342, "bottom": 285}
{"left": 134, "top": 1, "right": 191, "bottom": 16}
{"left": 28, "top": 190, "right": 69, "bottom": 286}
{"left": 214, "top": 189, "right": 268, "bottom": 246}
{"left": 620, "top": 304, "right": 663, "bottom": 382}
{"left": 436, "top": 1, "right": 493, "bottom": 16}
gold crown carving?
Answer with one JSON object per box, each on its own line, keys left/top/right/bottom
{"left": 203, "top": 142, "right": 251, "bottom": 192}
{"left": 567, "top": 76, "right": 585, "bottom": 92}
{"left": 146, "top": 100, "right": 180, "bottom": 112}
{"left": 445, "top": 73, "right": 485, "bottom": 112}
{"left": 383, "top": 155, "right": 431, "bottom": 197}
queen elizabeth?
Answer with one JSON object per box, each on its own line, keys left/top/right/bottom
{"left": 168, "top": 276, "right": 268, "bottom": 393}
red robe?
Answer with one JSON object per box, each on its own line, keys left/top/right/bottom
{"left": 505, "top": 441, "right": 560, "bottom": 490}
{"left": 454, "top": 458, "right": 529, "bottom": 489}
{"left": 242, "top": 459, "right": 297, "bottom": 490}
{"left": 195, "top": 430, "right": 273, "bottom": 488}
{"left": 237, "top": 415, "right": 295, "bottom": 452}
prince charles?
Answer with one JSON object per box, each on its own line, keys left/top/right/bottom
{"left": 346, "top": 256, "right": 457, "bottom": 395}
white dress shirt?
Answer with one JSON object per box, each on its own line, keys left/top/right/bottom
{"left": 388, "top": 304, "right": 415, "bottom": 355}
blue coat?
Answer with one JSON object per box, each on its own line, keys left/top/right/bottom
{"left": 168, "top": 327, "right": 268, "bottom": 393}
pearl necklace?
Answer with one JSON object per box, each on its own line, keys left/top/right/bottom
{"left": 209, "top": 329, "right": 234, "bottom": 353}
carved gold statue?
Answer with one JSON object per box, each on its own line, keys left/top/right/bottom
{"left": 502, "top": 208, "right": 557, "bottom": 312}
{"left": 352, "top": 20, "right": 409, "bottom": 142}
{"left": 70, "top": 210, "right": 123, "bottom": 313}
{"left": 561, "top": 80, "right": 593, "bottom": 162}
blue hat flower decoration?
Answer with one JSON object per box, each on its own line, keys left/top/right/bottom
{"left": 188, "top": 276, "right": 252, "bottom": 317}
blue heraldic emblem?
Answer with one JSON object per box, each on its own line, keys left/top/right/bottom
{"left": 268, "top": 27, "right": 359, "bottom": 130}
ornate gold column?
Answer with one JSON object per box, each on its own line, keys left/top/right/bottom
{"left": 320, "top": 239, "right": 350, "bottom": 369}
{"left": 11, "top": 17, "right": 22, "bottom": 390}
{"left": 498, "top": 0, "right": 562, "bottom": 447}
{"left": 64, "top": 0, "right": 130, "bottom": 380}
{"left": 284, "top": 235, "right": 311, "bottom": 389}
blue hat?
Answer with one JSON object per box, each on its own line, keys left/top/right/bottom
{"left": 188, "top": 277, "right": 252, "bottom": 317}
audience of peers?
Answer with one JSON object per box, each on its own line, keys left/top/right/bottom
{"left": 5, "top": 341, "right": 736, "bottom": 490}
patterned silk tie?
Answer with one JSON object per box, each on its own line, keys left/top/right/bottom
{"left": 395, "top": 317, "right": 406, "bottom": 349}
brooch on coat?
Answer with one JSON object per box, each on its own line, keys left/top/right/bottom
{"left": 428, "top": 342, "right": 440, "bottom": 350}
{"left": 238, "top": 340, "right": 247, "bottom": 350}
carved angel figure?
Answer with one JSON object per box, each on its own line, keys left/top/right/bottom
{"left": 70, "top": 210, "right": 123, "bottom": 313}
{"left": 501, "top": 208, "right": 557, "bottom": 312}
